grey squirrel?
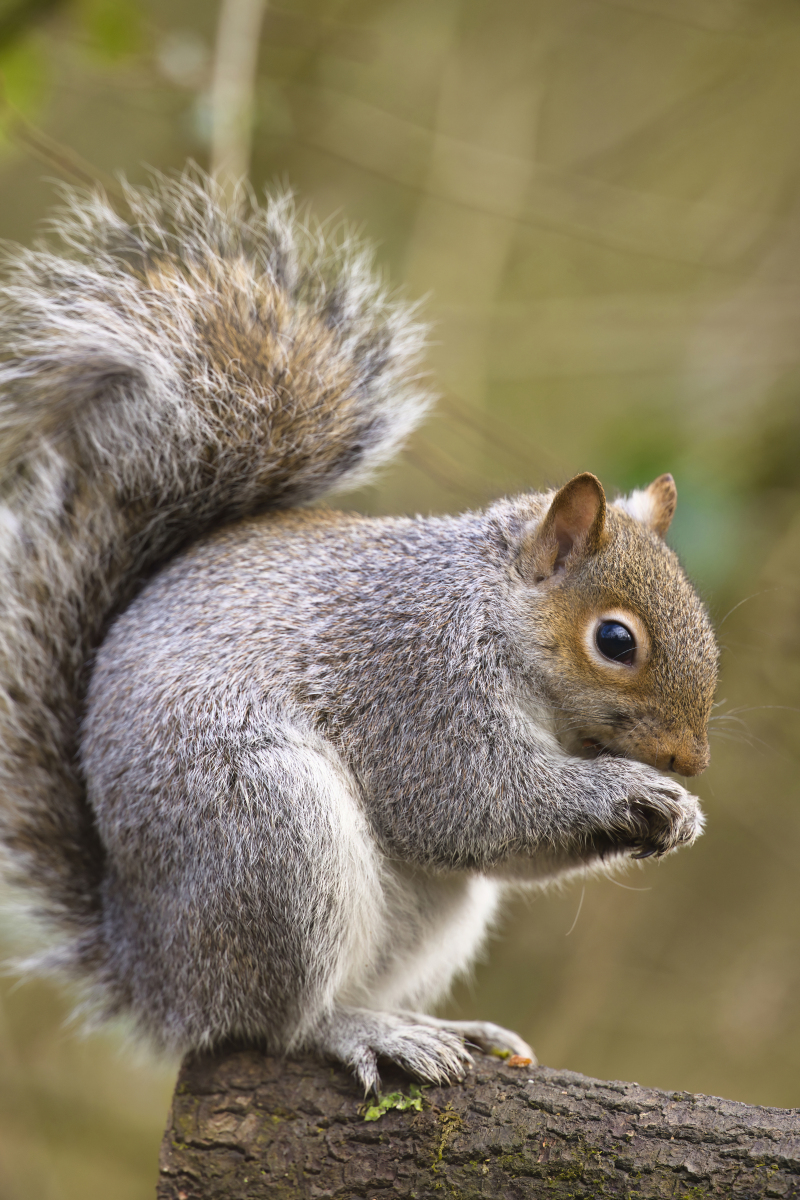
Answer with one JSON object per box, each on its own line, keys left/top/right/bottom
{"left": 0, "top": 174, "right": 717, "bottom": 1093}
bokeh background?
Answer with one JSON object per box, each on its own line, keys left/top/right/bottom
{"left": 1, "top": 0, "right": 800, "bottom": 1195}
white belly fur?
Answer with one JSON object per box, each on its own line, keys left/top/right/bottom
{"left": 336, "top": 862, "right": 503, "bottom": 1015}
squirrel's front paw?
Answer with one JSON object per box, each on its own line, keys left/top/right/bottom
{"left": 621, "top": 772, "right": 704, "bottom": 858}
{"left": 601, "top": 764, "right": 704, "bottom": 859}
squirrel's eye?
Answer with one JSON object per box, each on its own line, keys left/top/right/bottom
{"left": 595, "top": 620, "right": 637, "bottom": 665}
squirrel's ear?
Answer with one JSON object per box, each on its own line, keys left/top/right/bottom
{"left": 616, "top": 473, "right": 677, "bottom": 538}
{"left": 518, "top": 472, "right": 606, "bottom": 583}
{"left": 644, "top": 473, "right": 677, "bottom": 537}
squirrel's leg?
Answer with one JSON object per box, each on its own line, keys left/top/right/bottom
{"left": 371, "top": 737, "right": 703, "bottom": 876}
{"left": 305, "top": 869, "right": 507, "bottom": 1093}
{"left": 88, "top": 708, "right": 491, "bottom": 1088}
{"left": 88, "top": 715, "right": 393, "bottom": 1055}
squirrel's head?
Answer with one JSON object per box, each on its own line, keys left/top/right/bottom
{"left": 511, "top": 472, "right": 718, "bottom": 777}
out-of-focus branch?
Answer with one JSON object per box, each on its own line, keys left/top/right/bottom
{"left": 402, "top": 441, "right": 486, "bottom": 501}
{"left": 440, "top": 393, "right": 563, "bottom": 482}
{"left": 209, "top": 0, "right": 267, "bottom": 200}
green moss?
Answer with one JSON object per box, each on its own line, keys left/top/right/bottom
{"left": 362, "top": 1083, "right": 424, "bottom": 1122}
{"left": 431, "top": 1105, "right": 464, "bottom": 1169}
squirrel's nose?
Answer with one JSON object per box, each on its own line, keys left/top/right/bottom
{"left": 669, "top": 738, "right": 710, "bottom": 777}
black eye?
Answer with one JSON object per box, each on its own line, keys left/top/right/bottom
{"left": 595, "top": 621, "right": 637, "bottom": 665}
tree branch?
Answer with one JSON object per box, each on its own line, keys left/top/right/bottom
{"left": 158, "top": 1047, "right": 800, "bottom": 1198}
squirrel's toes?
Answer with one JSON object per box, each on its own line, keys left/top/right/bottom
{"left": 400, "top": 1013, "right": 535, "bottom": 1063}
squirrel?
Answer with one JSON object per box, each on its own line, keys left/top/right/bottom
{"left": 0, "top": 173, "right": 718, "bottom": 1094}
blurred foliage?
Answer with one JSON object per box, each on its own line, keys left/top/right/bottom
{"left": 0, "top": 28, "right": 48, "bottom": 123}
{"left": 1, "top": 0, "right": 800, "bottom": 1196}
{"left": 77, "top": 0, "right": 144, "bottom": 62}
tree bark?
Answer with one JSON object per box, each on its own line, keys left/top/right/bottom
{"left": 158, "top": 1047, "right": 800, "bottom": 1199}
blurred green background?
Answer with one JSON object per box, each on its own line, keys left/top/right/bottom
{"left": 1, "top": 0, "right": 800, "bottom": 1195}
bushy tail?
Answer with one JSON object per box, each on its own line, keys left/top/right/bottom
{"left": 0, "top": 171, "right": 430, "bottom": 973}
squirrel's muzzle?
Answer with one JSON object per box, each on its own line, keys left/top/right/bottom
{"left": 608, "top": 726, "right": 711, "bottom": 777}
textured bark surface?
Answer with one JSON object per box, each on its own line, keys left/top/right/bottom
{"left": 158, "top": 1048, "right": 800, "bottom": 1199}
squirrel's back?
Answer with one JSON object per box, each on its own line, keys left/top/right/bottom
{"left": 0, "top": 173, "right": 430, "bottom": 976}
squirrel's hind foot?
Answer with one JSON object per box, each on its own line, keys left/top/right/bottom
{"left": 309, "top": 1005, "right": 474, "bottom": 1095}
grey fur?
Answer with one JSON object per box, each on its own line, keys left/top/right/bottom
{"left": 0, "top": 174, "right": 717, "bottom": 1092}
